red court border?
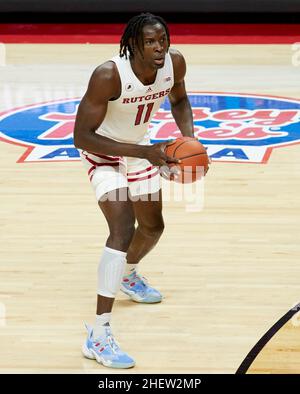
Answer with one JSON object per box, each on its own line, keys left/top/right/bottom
{"left": 0, "top": 24, "right": 300, "bottom": 44}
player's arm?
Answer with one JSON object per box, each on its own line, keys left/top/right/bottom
{"left": 74, "top": 62, "right": 177, "bottom": 166}
{"left": 168, "top": 49, "right": 194, "bottom": 138}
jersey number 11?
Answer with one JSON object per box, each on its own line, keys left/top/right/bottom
{"left": 135, "top": 103, "right": 154, "bottom": 126}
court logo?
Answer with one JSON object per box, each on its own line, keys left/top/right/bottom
{"left": 0, "top": 93, "right": 300, "bottom": 163}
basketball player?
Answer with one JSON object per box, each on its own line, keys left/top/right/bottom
{"left": 74, "top": 13, "right": 204, "bottom": 368}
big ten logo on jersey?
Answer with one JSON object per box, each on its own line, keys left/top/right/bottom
{"left": 150, "top": 93, "right": 300, "bottom": 163}
{"left": 1, "top": 93, "right": 300, "bottom": 163}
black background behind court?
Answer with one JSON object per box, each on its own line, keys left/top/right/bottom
{"left": 0, "top": 0, "right": 300, "bottom": 22}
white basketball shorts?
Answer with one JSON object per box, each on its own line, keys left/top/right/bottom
{"left": 79, "top": 149, "right": 161, "bottom": 201}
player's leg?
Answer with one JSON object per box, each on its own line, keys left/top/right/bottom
{"left": 96, "top": 187, "right": 136, "bottom": 315}
{"left": 120, "top": 157, "right": 163, "bottom": 303}
{"left": 121, "top": 189, "right": 164, "bottom": 303}
{"left": 127, "top": 189, "right": 164, "bottom": 265}
{"left": 79, "top": 152, "right": 136, "bottom": 368}
{"left": 83, "top": 188, "right": 136, "bottom": 368}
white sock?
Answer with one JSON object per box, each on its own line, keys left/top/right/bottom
{"left": 93, "top": 313, "right": 111, "bottom": 339}
{"left": 124, "top": 263, "right": 138, "bottom": 276}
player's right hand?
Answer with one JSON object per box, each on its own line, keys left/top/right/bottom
{"left": 144, "top": 141, "right": 181, "bottom": 167}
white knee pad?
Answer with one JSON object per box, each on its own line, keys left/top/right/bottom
{"left": 97, "top": 246, "right": 127, "bottom": 298}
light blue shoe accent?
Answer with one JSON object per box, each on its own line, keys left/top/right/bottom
{"left": 82, "top": 323, "right": 135, "bottom": 369}
{"left": 120, "top": 271, "right": 163, "bottom": 303}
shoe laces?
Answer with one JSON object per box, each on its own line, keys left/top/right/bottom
{"left": 93, "top": 326, "right": 120, "bottom": 354}
{"left": 130, "top": 271, "right": 149, "bottom": 286}
{"left": 104, "top": 327, "right": 120, "bottom": 353}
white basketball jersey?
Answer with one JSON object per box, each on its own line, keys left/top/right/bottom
{"left": 96, "top": 52, "right": 174, "bottom": 144}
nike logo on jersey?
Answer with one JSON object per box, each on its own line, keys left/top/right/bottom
{"left": 125, "top": 83, "right": 134, "bottom": 92}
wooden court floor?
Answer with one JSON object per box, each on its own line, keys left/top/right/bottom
{"left": 0, "top": 43, "right": 300, "bottom": 373}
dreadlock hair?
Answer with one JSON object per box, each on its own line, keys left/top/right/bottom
{"left": 119, "top": 13, "right": 170, "bottom": 59}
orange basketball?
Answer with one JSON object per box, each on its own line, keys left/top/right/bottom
{"left": 164, "top": 137, "right": 209, "bottom": 183}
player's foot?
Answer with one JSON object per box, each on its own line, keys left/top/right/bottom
{"left": 82, "top": 323, "right": 135, "bottom": 369}
{"left": 120, "top": 271, "right": 162, "bottom": 303}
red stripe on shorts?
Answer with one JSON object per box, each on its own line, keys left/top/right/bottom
{"left": 88, "top": 165, "right": 96, "bottom": 181}
{"left": 127, "top": 170, "right": 159, "bottom": 182}
{"left": 84, "top": 155, "right": 122, "bottom": 167}
{"left": 88, "top": 165, "right": 96, "bottom": 176}
{"left": 127, "top": 166, "right": 154, "bottom": 176}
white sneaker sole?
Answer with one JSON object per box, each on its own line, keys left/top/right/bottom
{"left": 82, "top": 343, "right": 135, "bottom": 369}
{"left": 120, "top": 286, "right": 162, "bottom": 303}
